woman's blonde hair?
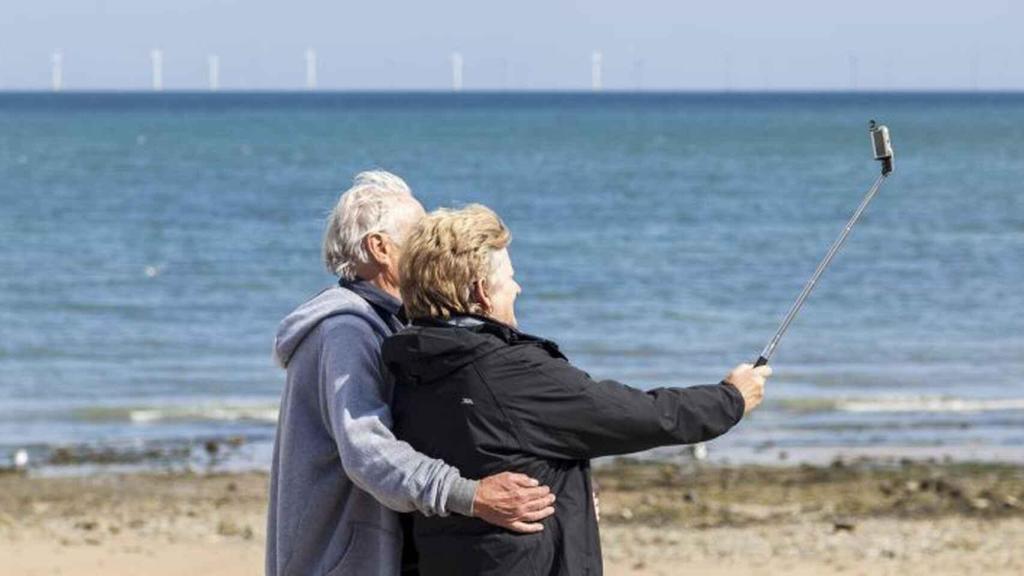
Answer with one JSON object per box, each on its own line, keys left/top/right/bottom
{"left": 400, "top": 204, "right": 510, "bottom": 319}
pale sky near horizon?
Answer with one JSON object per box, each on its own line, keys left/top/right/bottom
{"left": 0, "top": 1, "right": 1021, "bottom": 91}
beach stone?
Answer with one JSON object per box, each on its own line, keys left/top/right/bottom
{"left": 217, "top": 519, "right": 246, "bottom": 537}
{"left": 832, "top": 520, "right": 856, "bottom": 533}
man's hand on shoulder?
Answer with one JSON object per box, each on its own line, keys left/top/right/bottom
{"left": 473, "top": 472, "right": 555, "bottom": 533}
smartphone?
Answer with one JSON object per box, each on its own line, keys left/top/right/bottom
{"left": 869, "top": 121, "right": 894, "bottom": 174}
{"left": 871, "top": 125, "right": 892, "bottom": 160}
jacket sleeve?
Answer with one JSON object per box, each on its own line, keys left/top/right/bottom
{"left": 319, "top": 317, "right": 477, "bottom": 517}
{"left": 491, "top": 347, "right": 746, "bottom": 461}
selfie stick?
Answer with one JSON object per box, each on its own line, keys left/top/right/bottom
{"left": 753, "top": 121, "right": 894, "bottom": 368}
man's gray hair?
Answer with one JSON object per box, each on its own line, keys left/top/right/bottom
{"left": 323, "top": 170, "right": 422, "bottom": 280}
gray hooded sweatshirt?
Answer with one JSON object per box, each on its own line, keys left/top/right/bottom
{"left": 267, "top": 284, "right": 477, "bottom": 576}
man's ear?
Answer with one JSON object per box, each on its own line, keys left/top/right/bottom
{"left": 472, "top": 279, "right": 492, "bottom": 314}
{"left": 364, "top": 233, "right": 391, "bottom": 266}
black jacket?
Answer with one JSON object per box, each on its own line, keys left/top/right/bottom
{"left": 382, "top": 315, "right": 746, "bottom": 576}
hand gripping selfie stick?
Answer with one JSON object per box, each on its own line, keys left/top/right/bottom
{"left": 753, "top": 121, "right": 895, "bottom": 368}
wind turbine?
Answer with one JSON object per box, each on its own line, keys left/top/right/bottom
{"left": 451, "top": 52, "right": 464, "bottom": 92}
{"left": 208, "top": 54, "right": 220, "bottom": 91}
{"left": 305, "top": 48, "right": 317, "bottom": 90}
{"left": 151, "top": 49, "right": 163, "bottom": 91}
{"left": 51, "top": 51, "right": 63, "bottom": 92}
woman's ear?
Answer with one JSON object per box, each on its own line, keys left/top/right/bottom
{"left": 472, "top": 279, "right": 492, "bottom": 314}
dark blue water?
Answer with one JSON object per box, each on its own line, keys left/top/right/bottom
{"left": 1, "top": 92, "right": 1022, "bottom": 471}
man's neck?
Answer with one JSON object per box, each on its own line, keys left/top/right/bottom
{"left": 365, "top": 276, "right": 401, "bottom": 302}
{"left": 351, "top": 271, "right": 402, "bottom": 303}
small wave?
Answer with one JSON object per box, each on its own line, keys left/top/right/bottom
{"left": 775, "top": 396, "right": 1024, "bottom": 414}
{"left": 772, "top": 398, "right": 840, "bottom": 413}
{"left": 73, "top": 404, "right": 279, "bottom": 424}
{"left": 839, "top": 397, "right": 1024, "bottom": 414}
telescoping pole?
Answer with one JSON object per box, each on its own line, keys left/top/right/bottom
{"left": 753, "top": 121, "right": 895, "bottom": 368}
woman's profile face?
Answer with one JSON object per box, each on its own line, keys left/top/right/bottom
{"left": 485, "top": 248, "right": 521, "bottom": 328}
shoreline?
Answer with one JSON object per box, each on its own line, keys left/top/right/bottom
{"left": 7, "top": 429, "right": 1024, "bottom": 478}
{"left": 3, "top": 458, "right": 1022, "bottom": 575}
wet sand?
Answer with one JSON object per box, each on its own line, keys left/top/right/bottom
{"left": 2, "top": 459, "right": 1022, "bottom": 575}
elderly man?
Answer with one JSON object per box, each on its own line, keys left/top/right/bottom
{"left": 382, "top": 204, "right": 770, "bottom": 575}
{"left": 266, "top": 172, "right": 555, "bottom": 576}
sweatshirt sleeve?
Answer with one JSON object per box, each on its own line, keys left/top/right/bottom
{"left": 492, "top": 347, "right": 746, "bottom": 461}
{"left": 319, "top": 317, "right": 478, "bottom": 517}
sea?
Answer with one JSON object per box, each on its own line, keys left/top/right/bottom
{"left": 1, "top": 91, "right": 1022, "bottom": 474}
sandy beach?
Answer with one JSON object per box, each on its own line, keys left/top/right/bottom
{"left": 3, "top": 459, "right": 1022, "bottom": 575}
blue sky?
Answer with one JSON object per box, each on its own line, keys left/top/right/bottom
{"left": 1, "top": 0, "right": 1021, "bottom": 90}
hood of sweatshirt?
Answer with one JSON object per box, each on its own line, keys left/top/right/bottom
{"left": 273, "top": 286, "right": 389, "bottom": 368}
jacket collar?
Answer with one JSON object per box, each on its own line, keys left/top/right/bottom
{"left": 413, "top": 314, "right": 566, "bottom": 360}
{"left": 340, "top": 278, "right": 405, "bottom": 332}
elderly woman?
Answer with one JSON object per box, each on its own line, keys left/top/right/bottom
{"left": 383, "top": 204, "right": 770, "bottom": 575}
